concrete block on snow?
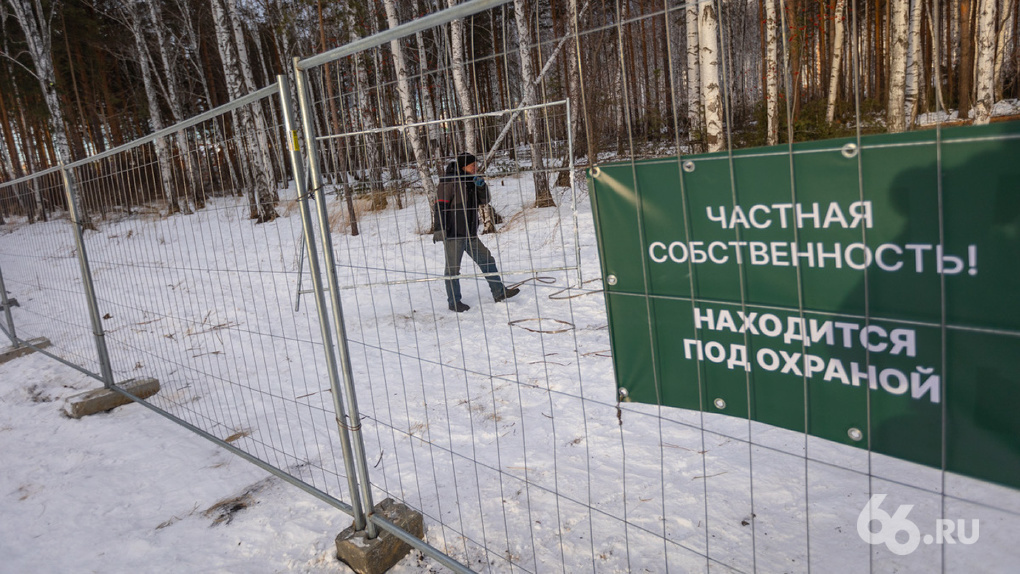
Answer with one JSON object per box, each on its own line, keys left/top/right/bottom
{"left": 0, "top": 337, "right": 51, "bottom": 365}
{"left": 335, "top": 498, "right": 424, "bottom": 574}
{"left": 63, "top": 377, "right": 160, "bottom": 419}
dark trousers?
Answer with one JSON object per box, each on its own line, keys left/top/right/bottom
{"left": 443, "top": 236, "right": 507, "bottom": 305}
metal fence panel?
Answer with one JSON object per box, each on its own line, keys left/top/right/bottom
{"left": 2, "top": 0, "right": 1018, "bottom": 572}
{"left": 0, "top": 171, "right": 104, "bottom": 378}
{"left": 0, "top": 82, "right": 368, "bottom": 522}
{"left": 290, "top": 1, "right": 1020, "bottom": 572}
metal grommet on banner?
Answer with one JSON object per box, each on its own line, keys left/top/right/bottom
{"left": 606, "top": 274, "right": 618, "bottom": 286}
{"left": 618, "top": 387, "right": 629, "bottom": 401}
{"left": 591, "top": 166, "right": 602, "bottom": 178}
{"left": 682, "top": 160, "right": 696, "bottom": 173}
{"left": 848, "top": 427, "right": 864, "bottom": 441}
{"left": 713, "top": 398, "right": 726, "bottom": 410}
{"left": 841, "top": 143, "right": 859, "bottom": 158}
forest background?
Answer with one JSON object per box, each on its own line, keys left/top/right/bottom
{"left": 0, "top": 0, "right": 1018, "bottom": 224}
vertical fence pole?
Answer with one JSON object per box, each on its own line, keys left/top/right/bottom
{"left": 60, "top": 166, "right": 115, "bottom": 387}
{"left": 0, "top": 262, "right": 16, "bottom": 345}
{"left": 566, "top": 97, "right": 582, "bottom": 286}
{"left": 293, "top": 62, "right": 379, "bottom": 539}
{"left": 277, "top": 74, "right": 370, "bottom": 531}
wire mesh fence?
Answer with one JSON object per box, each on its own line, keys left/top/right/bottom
{"left": 299, "top": 102, "right": 579, "bottom": 291}
{"left": 0, "top": 170, "right": 104, "bottom": 377}
{"left": 289, "top": 0, "right": 1020, "bottom": 571}
{"left": 0, "top": 82, "right": 371, "bottom": 523}
{"left": 1, "top": 0, "right": 1019, "bottom": 572}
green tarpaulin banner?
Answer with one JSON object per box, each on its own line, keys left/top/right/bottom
{"left": 588, "top": 121, "right": 1020, "bottom": 490}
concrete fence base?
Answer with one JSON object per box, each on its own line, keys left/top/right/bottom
{"left": 0, "top": 337, "right": 51, "bottom": 365}
{"left": 335, "top": 498, "right": 424, "bottom": 574}
{"left": 63, "top": 377, "right": 160, "bottom": 419}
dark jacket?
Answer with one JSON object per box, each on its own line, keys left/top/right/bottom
{"left": 434, "top": 161, "right": 489, "bottom": 238}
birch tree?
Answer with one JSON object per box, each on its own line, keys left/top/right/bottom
{"left": 147, "top": 0, "right": 200, "bottom": 211}
{"left": 905, "top": 0, "right": 924, "bottom": 127}
{"left": 765, "top": 0, "right": 781, "bottom": 142}
{"left": 825, "top": 0, "right": 847, "bottom": 125}
{"left": 382, "top": 0, "right": 435, "bottom": 197}
{"left": 448, "top": 0, "right": 477, "bottom": 153}
{"left": 173, "top": 0, "right": 240, "bottom": 206}
{"left": 209, "top": 0, "right": 276, "bottom": 222}
{"left": 120, "top": 0, "right": 182, "bottom": 214}
{"left": 225, "top": 0, "right": 279, "bottom": 201}
{"left": 513, "top": 0, "right": 553, "bottom": 207}
{"left": 887, "top": 0, "right": 910, "bottom": 132}
{"left": 973, "top": 0, "right": 998, "bottom": 124}
{"left": 685, "top": 0, "right": 700, "bottom": 147}
{"left": 994, "top": 0, "right": 1016, "bottom": 100}
{"left": 6, "top": 0, "right": 88, "bottom": 225}
{"left": 567, "top": 0, "right": 585, "bottom": 159}
{"left": 698, "top": 0, "right": 723, "bottom": 152}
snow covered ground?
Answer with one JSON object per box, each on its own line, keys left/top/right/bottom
{"left": 916, "top": 99, "right": 1020, "bottom": 126}
{"left": 2, "top": 168, "right": 1019, "bottom": 573}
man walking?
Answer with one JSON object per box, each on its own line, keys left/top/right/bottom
{"left": 434, "top": 153, "right": 519, "bottom": 312}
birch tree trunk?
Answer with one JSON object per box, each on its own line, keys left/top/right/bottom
{"left": 930, "top": 1, "right": 949, "bottom": 113}
{"left": 614, "top": 44, "right": 625, "bottom": 153}
{"left": 698, "top": 0, "right": 723, "bottom": 152}
{"left": 905, "top": 0, "right": 925, "bottom": 127}
{"left": 210, "top": 0, "right": 277, "bottom": 222}
{"left": 887, "top": 0, "right": 910, "bottom": 132}
{"left": 123, "top": 0, "right": 182, "bottom": 214}
{"left": 382, "top": 0, "right": 436, "bottom": 198}
{"left": 685, "top": 0, "right": 701, "bottom": 148}
{"left": 211, "top": 0, "right": 254, "bottom": 212}
{"left": 147, "top": 0, "right": 197, "bottom": 212}
{"left": 825, "top": 0, "right": 847, "bottom": 125}
{"left": 514, "top": 0, "right": 553, "bottom": 207}
{"left": 225, "top": 0, "right": 279, "bottom": 210}
{"left": 448, "top": 0, "right": 477, "bottom": 153}
{"left": 765, "top": 0, "right": 781, "bottom": 142}
{"left": 6, "top": 0, "right": 88, "bottom": 225}
{"left": 174, "top": 0, "right": 228, "bottom": 207}
{"left": 568, "top": 0, "right": 586, "bottom": 160}
{"left": 972, "top": 0, "right": 997, "bottom": 124}
{"left": 994, "top": 0, "right": 1015, "bottom": 100}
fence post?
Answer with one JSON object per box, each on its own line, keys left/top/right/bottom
{"left": 0, "top": 262, "right": 16, "bottom": 344}
{"left": 276, "top": 74, "right": 371, "bottom": 532}
{"left": 60, "top": 165, "right": 115, "bottom": 387}
{"left": 293, "top": 63, "right": 379, "bottom": 539}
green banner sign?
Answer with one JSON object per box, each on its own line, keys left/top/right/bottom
{"left": 588, "top": 121, "right": 1020, "bottom": 490}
